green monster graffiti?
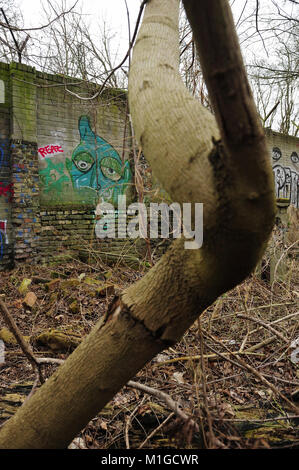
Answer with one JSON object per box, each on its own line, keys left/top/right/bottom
{"left": 66, "top": 116, "right": 131, "bottom": 205}
{"left": 39, "top": 115, "right": 132, "bottom": 206}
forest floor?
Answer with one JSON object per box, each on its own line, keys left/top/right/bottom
{"left": 0, "top": 243, "right": 298, "bottom": 449}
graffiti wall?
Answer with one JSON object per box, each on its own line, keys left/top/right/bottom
{"left": 35, "top": 66, "right": 133, "bottom": 209}
{"left": 273, "top": 163, "right": 298, "bottom": 207}
{"left": 0, "top": 70, "right": 12, "bottom": 265}
{"left": 0, "top": 135, "right": 13, "bottom": 262}
{"left": 1, "top": 61, "right": 299, "bottom": 269}
{"left": 38, "top": 116, "right": 132, "bottom": 207}
{"left": 266, "top": 129, "right": 299, "bottom": 208}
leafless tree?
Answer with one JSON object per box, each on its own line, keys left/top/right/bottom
{"left": 0, "top": 0, "right": 27, "bottom": 63}
{"left": 0, "top": 0, "right": 277, "bottom": 449}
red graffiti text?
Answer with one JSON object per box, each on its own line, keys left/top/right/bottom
{"left": 0, "top": 182, "right": 14, "bottom": 201}
{"left": 38, "top": 145, "right": 64, "bottom": 158}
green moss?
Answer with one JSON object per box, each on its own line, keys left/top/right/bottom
{"left": 0, "top": 327, "right": 30, "bottom": 345}
{"left": 33, "top": 328, "right": 82, "bottom": 352}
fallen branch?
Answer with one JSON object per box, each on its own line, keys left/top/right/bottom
{"left": 124, "top": 396, "right": 146, "bottom": 449}
{"left": 127, "top": 380, "right": 199, "bottom": 433}
{"left": 247, "top": 311, "right": 299, "bottom": 337}
{"left": 138, "top": 412, "right": 175, "bottom": 449}
{"left": 204, "top": 332, "right": 299, "bottom": 414}
{"left": 36, "top": 357, "right": 65, "bottom": 366}
{"left": 237, "top": 314, "right": 289, "bottom": 344}
{"left": 0, "top": 300, "right": 44, "bottom": 384}
{"left": 245, "top": 336, "right": 276, "bottom": 352}
{"left": 198, "top": 320, "right": 216, "bottom": 448}
{"left": 156, "top": 351, "right": 266, "bottom": 366}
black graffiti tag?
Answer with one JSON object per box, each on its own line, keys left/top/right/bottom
{"left": 273, "top": 164, "right": 299, "bottom": 208}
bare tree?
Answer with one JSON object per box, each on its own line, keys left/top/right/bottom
{"left": 235, "top": 0, "right": 298, "bottom": 135}
{"left": 0, "top": 0, "right": 28, "bottom": 63}
{"left": 179, "top": 0, "right": 299, "bottom": 135}
{"left": 0, "top": 0, "right": 276, "bottom": 449}
{"left": 33, "top": 0, "right": 127, "bottom": 88}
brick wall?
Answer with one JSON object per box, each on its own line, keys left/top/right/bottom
{"left": 0, "top": 62, "right": 137, "bottom": 268}
{"left": 0, "top": 63, "right": 13, "bottom": 269}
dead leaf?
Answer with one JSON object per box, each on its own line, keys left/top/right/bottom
{"left": 218, "top": 402, "right": 235, "bottom": 418}
{"left": 23, "top": 292, "right": 37, "bottom": 308}
{"left": 99, "top": 420, "right": 108, "bottom": 431}
{"left": 173, "top": 371, "right": 185, "bottom": 384}
{"left": 12, "top": 299, "right": 23, "bottom": 309}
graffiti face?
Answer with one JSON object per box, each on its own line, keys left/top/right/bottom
{"left": 291, "top": 152, "right": 299, "bottom": 164}
{"left": 38, "top": 115, "right": 132, "bottom": 206}
{"left": 66, "top": 116, "right": 131, "bottom": 205}
{"left": 272, "top": 147, "right": 282, "bottom": 161}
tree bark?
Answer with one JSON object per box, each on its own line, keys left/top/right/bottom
{"left": 0, "top": 0, "right": 275, "bottom": 449}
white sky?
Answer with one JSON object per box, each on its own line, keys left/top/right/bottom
{"left": 14, "top": 1, "right": 253, "bottom": 53}
{"left": 8, "top": 0, "right": 298, "bottom": 67}
{"left": 3, "top": 0, "right": 297, "bottom": 133}
{"left": 16, "top": 0, "right": 143, "bottom": 56}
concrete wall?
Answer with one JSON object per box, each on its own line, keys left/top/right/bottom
{"left": 265, "top": 128, "right": 299, "bottom": 207}
{"left": 35, "top": 71, "right": 133, "bottom": 208}
{"left": 0, "top": 62, "right": 135, "bottom": 268}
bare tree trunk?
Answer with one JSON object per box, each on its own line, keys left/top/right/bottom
{"left": 0, "top": 0, "right": 275, "bottom": 449}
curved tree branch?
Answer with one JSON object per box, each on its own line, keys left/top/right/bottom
{"left": 0, "top": 0, "right": 275, "bottom": 449}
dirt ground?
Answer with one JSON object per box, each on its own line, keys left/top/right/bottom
{"left": 0, "top": 246, "right": 298, "bottom": 449}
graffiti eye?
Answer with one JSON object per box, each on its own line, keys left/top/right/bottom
{"left": 100, "top": 157, "right": 122, "bottom": 181}
{"left": 77, "top": 161, "right": 90, "bottom": 170}
{"left": 73, "top": 152, "right": 94, "bottom": 173}
{"left": 272, "top": 147, "right": 282, "bottom": 161}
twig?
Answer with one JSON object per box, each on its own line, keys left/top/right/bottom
{"left": 245, "top": 336, "right": 276, "bottom": 352}
{"left": 1, "top": 8, "right": 23, "bottom": 62}
{"left": 264, "top": 101, "right": 280, "bottom": 124}
{"left": 124, "top": 396, "right": 146, "bottom": 449}
{"left": 237, "top": 314, "right": 289, "bottom": 344}
{"left": 233, "top": 355, "right": 299, "bottom": 414}
{"left": 127, "top": 380, "right": 199, "bottom": 432}
{"left": 207, "top": 302, "right": 297, "bottom": 322}
{"left": 272, "top": 240, "right": 299, "bottom": 285}
{"left": 0, "top": 299, "right": 44, "bottom": 384}
{"left": 213, "top": 414, "right": 299, "bottom": 423}
{"left": 198, "top": 319, "right": 216, "bottom": 448}
{"left": 255, "top": 0, "right": 269, "bottom": 57}
{"left": 36, "top": 357, "right": 65, "bottom": 365}
{"left": 138, "top": 412, "right": 175, "bottom": 449}
{"left": 204, "top": 332, "right": 299, "bottom": 414}
{"left": 0, "top": 1, "right": 79, "bottom": 32}
{"left": 156, "top": 351, "right": 266, "bottom": 366}
{"left": 247, "top": 311, "right": 299, "bottom": 337}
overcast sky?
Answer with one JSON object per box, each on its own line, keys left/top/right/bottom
{"left": 16, "top": 0, "right": 143, "bottom": 56}
{"left": 7, "top": 0, "right": 298, "bottom": 67}
{"left": 14, "top": 0, "right": 254, "bottom": 55}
